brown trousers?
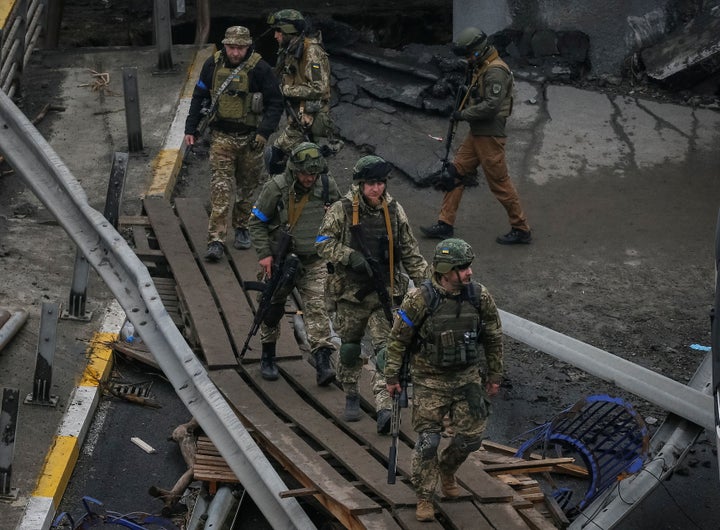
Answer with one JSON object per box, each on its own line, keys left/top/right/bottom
{"left": 438, "top": 134, "right": 530, "bottom": 232}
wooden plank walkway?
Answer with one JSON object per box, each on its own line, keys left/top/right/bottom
{"left": 130, "top": 196, "right": 566, "bottom": 530}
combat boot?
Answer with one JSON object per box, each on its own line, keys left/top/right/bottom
{"left": 496, "top": 228, "right": 532, "bottom": 245}
{"left": 376, "top": 408, "right": 391, "bottom": 435}
{"left": 415, "top": 499, "right": 435, "bottom": 522}
{"left": 343, "top": 392, "right": 361, "bottom": 422}
{"left": 204, "top": 241, "right": 225, "bottom": 262}
{"left": 260, "top": 342, "right": 279, "bottom": 381}
{"left": 233, "top": 227, "right": 252, "bottom": 250}
{"left": 313, "top": 347, "right": 336, "bottom": 386}
{"left": 420, "top": 221, "right": 453, "bottom": 240}
{"left": 440, "top": 472, "right": 461, "bottom": 498}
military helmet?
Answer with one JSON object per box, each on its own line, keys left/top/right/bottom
{"left": 352, "top": 155, "right": 392, "bottom": 182}
{"left": 267, "top": 9, "right": 306, "bottom": 34}
{"left": 287, "top": 142, "right": 327, "bottom": 175}
{"left": 452, "top": 27, "right": 489, "bottom": 57}
{"left": 433, "top": 238, "right": 475, "bottom": 274}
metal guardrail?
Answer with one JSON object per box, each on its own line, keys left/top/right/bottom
{"left": 0, "top": 89, "right": 316, "bottom": 529}
{"left": 1, "top": 0, "right": 45, "bottom": 97}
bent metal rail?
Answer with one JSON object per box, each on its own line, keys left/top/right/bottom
{"left": 0, "top": 89, "right": 315, "bottom": 530}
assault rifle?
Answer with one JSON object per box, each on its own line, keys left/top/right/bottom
{"left": 240, "top": 228, "right": 299, "bottom": 359}
{"left": 387, "top": 348, "right": 410, "bottom": 484}
{"left": 431, "top": 66, "right": 471, "bottom": 191}
{"left": 349, "top": 223, "right": 393, "bottom": 324}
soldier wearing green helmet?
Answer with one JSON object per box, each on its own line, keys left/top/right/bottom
{"left": 316, "top": 155, "right": 430, "bottom": 433}
{"left": 248, "top": 142, "right": 341, "bottom": 383}
{"left": 421, "top": 27, "right": 532, "bottom": 246}
{"left": 264, "top": 8, "right": 343, "bottom": 175}
{"left": 384, "top": 237, "right": 504, "bottom": 522}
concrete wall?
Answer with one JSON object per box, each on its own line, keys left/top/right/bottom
{"left": 453, "top": 0, "right": 671, "bottom": 75}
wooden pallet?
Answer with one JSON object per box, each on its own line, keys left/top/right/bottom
{"left": 193, "top": 435, "right": 239, "bottom": 494}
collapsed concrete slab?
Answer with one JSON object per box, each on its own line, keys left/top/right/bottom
{"left": 641, "top": 14, "right": 720, "bottom": 87}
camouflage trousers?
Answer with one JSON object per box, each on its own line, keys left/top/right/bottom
{"left": 272, "top": 110, "right": 344, "bottom": 157}
{"left": 334, "top": 297, "right": 391, "bottom": 411}
{"left": 411, "top": 378, "right": 489, "bottom": 499}
{"left": 261, "top": 259, "right": 336, "bottom": 355}
{"left": 208, "top": 130, "right": 266, "bottom": 244}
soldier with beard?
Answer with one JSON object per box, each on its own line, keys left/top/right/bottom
{"left": 184, "top": 26, "right": 283, "bottom": 261}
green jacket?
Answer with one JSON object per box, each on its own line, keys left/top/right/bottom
{"left": 249, "top": 170, "right": 340, "bottom": 261}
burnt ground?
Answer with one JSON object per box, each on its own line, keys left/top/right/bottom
{"left": 4, "top": 2, "right": 719, "bottom": 529}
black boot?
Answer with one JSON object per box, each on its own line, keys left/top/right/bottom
{"left": 260, "top": 342, "right": 279, "bottom": 381}
{"left": 313, "top": 347, "right": 336, "bottom": 386}
{"left": 343, "top": 392, "right": 361, "bottom": 422}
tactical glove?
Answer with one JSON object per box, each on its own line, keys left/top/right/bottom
{"left": 451, "top": 110, "right": 464, "bottom": 122}
{"left": 347, "top": 251, "right": 373, "bottom": 277}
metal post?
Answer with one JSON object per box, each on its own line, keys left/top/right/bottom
{"left": 104, "top": 152, "right": 129, "bottom": 229}
{"left": 61, "top": 152, "right": 128, "bottom": 321}
{"left": 154, "top": 0, "right": 174, "bottom": 71}
{"left": 61, "top": 248, "right": 93, "bottom": 321}
{"left": 25, "top": 302, "right": 59, "bottom": 407}
{"left": 0, "top": 388, "right": 20, "bottom": 500}
{"left": 122, "top": 67, "right": 143, "bottom": 152}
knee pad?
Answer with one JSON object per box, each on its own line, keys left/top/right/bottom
{"left": 452, "top": 433, "right": 482, "bottom": 455}
{"left": 339, "top": 342, "right": 362, "bottom": 365}
{"left": 416, "top": 431, "right": 441, "bottom": 461}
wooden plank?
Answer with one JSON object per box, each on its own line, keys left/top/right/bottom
{"left": 483, "top": 458, "right": 575, "bottom": 475}
{"left": 241, "top": 359, "right": 417, "bottom": 508}
{"left": 482, "top": 440, "right": 588, "bottom": 478}
{"left": 280, "top": 358, "right": 417, "bottom": 481}
{"left": 517, "top": 506, "right": 561, "bottom": 530}
{"left": 393, "top": 506, "right": 445, "bottom": 529}
{"left": 210, "top": 368, "right": 381, "bottom": 522}
{"left": 478, "top": 502, "right": 532, "bottom": 530}
{"left": 143, "top": 196, "right": 236, "bottom": 368}
{"left": 112, "top": 341, "right": 160, "bottom": 370}
{"left": 355, "top": 510, "right": 405, "bottom": 530}
{"left": 175, "top": 197, "right": 304, "bottom": 364}
{"left": 436, "top": 499, "right": 494, "bottom": 530}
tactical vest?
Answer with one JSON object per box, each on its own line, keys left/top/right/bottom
{"left": 341, "top": 196, "right": 398, "bottom": 284}
{"left": 272, "top": 174, "right": 329, "bottom": 258}
{"left": 212, "top": 51, "right": 262, "bottom": 127}
{"left": 468, "top": 54, "right": 513, "bottom": 118}
{"left": 417, "top": 280, "right": 484, "bottom": 368}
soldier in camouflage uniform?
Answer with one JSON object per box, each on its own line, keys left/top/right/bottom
{"left": 384, "top": 238, "right": 504, "bottom": 522}
{"left": 264, "top": 9, "right": 343, "bottom": 174}
{"left": 184, "top": 26, "right": 283, "bottom": 262}
{"left": 316, "top": 155, "right": 429, "bottom": 433}
{"left": 248, "top": 142, "right": 340, "bottom": 384}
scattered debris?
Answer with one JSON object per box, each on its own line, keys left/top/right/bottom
{"left": 131, "top": 436, "right": 157, "bottom": 454}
